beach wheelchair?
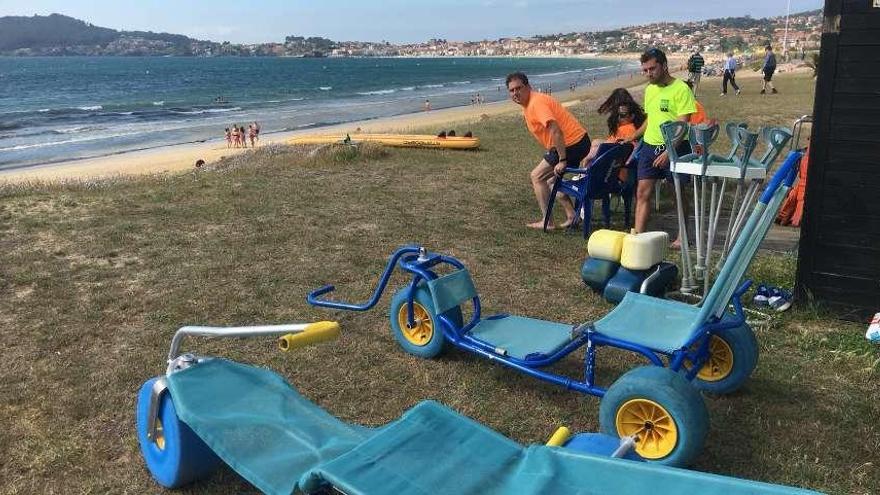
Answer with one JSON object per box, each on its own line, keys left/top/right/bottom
{"left": 136, "top": 319, "right": 819, "bottom": 494}
{"left": 309, "top": 149, "right": 804, "bottom": 467}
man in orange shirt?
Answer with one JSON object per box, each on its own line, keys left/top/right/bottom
{"left": 507, "top": 72, "right": 591, "bottom": 229}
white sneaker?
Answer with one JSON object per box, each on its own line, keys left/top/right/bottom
{"left": 720, "top": 93, "right": 726, "bottom": 96}
{"left": 735, "top": 89, "right": 741, "bottom": 95}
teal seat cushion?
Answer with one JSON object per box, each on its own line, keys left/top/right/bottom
{"left": 470, "top": 314, "right": 574, "bottom": 360}
{"left": 166, "top": 359, "right": 372, "bottom": 495}
{"left": 592, "top": 292, "right": 700, "bottom": 353}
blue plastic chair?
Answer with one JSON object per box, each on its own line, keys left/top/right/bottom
{"left": 543, "top": 143, "right": 634, "bottom": 238}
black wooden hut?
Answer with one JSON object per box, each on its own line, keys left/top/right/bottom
{"left": 796, "top": 0, "right": 880, "bottom": 320}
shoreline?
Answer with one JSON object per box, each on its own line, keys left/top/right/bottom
{"left": 0, "top": 68, "right": 652, "bottom": 184}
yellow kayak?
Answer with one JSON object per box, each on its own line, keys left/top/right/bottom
{"left": 287, "top": 133, "right": 479, "bottom": 150}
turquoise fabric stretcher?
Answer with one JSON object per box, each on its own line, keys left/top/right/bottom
{"left": 167, "top": 359, "right": 820, "bottom": 495}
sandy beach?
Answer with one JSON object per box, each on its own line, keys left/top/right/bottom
{"left": 0, "top": 69, "right": 652, "bottom": 185}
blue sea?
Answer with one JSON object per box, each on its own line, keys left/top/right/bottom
{"left": 0, "top": 56, "right": 632, "bottom": 170}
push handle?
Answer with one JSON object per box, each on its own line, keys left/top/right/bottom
{"left": 309, "top": 284, "right": 336, "bottom": 300}
{"left": 546, "top": 426, "right": 572, "bottom": 447}
{"left": 307, "top": 245, "right": 422, "bottom": 311}
{"left": 278, "top": 321, "right": 341, "bottom": 351}
{"left": 759, "top": 150, "right": 803, "bottom": 204}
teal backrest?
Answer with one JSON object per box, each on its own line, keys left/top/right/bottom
{"left": 427, "top": 269, "right": 478, "bottom": 314}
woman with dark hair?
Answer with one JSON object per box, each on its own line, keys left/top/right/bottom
{"left": 597, "top": 88, "right": 646, "bottom": 135}
{"left": 579, "top": 89, "right": 645, "bottom": 165}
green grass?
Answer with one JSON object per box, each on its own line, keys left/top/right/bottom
{"left": 1, "top": 72, "right": 878, "bottom": 494}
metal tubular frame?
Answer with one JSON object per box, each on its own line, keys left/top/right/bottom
{"left": 307, "top": 244, "right": 761, "bottom": 401}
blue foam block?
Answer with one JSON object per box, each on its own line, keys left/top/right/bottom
{"left": 603, "top": 267, "right": 648, "bottom": 304}
{"left": 581, "top": 258, "right": 620, "bottom": 292}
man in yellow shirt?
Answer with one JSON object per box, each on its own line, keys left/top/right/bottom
{"left": 506, "top": 72, "right": 591, "bottom": 229}
{"left": 627, "top": 48, "right": 696, "bottom": 240}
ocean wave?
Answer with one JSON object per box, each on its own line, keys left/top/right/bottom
{"left": 0, "top": 130, "right": 141, "bottom": 152}
{"left": 400, "top": 86, "right": 416, "bottom": 91}
{"left": 0, "top": 122, "right": 22, "bottom": 131}
{"left": 152, "top": 101, "right": 165, "bottom": 106}
{"left": 358, "top": 89, "right": 396, "bottom": 96}
{"left": 319, "top": 86, "right": 332, "bottom": 91}
{"left": 532, "top": 69, "right": 584, "bottom": 78}
{"left": 38, "top": 108, "right": 50, "bottom": 113}
{"left": 170, "top": 106, "right": 242, "bottom": 115}
{"left": 451, "top": 81, "right": 471, "bottom": 85}
{"left": 55, "top": 125, "right": 106, "bottom": 134}
{"left": 421, "top": 84, "right": 444, "bottom": 89}
{"left": 78, "top": 105, "right": 103, "bottom": 111}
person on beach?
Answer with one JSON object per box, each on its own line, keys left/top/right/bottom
{"left": 225, "top": 127, "right": 232, "bottom": 148}
{"left": 626, "top": 48, "right": 696, "bottom": 245}
{"left": 760, "top": 45, "right": 779, "bottom": 95}
{"left": 239, "top": 126, "right": 248, "bottom": 148}
{"left": 506, "top": 71, "right": 591, "bottom": 230}
{"left": 424, "top": 99, "right": 431, "bottom": 112}
{"left": 686, "top": 50, "right": 705, "bottom": 96}
{"left": 252, "top": 121, "right": 261, "bottom": 145}
{"left": 721, "top": 53, "right": 741, "bottom": 96}
{"left": 248, "top": 123, "right": 256, "bottom": 147}
{"left": 231, "top": 126, "right": 240, "bottom": 148}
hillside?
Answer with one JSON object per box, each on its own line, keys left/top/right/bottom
{"left": 0, "top": 13, "right": 211, "bottom": 56}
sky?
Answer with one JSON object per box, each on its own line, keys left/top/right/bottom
{"left": 0, "top": 0, "right": 825, "bottom": 44}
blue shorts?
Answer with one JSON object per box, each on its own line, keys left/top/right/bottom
{"left": 637, "top": 141, "right": 692, "bottom": 182}
{"left": 543, "top": 133, "right": 591, "bottom": 167}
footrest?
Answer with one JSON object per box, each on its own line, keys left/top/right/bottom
{"left": 470, "top": 315, "right": 574, "bottom": 360}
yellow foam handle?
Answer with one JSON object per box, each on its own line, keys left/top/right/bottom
{"left": 546, "top": 426, "right": 572, "bottom": 447}
{"left": 277, "top": 321, "right": 340, "bottom": 351}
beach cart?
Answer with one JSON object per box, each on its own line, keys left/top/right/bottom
{"left": 136, "top": 319, "right": 820, "bottom": 494}
{"left": 308, "top": 150, "right": 804, "bottom": 467}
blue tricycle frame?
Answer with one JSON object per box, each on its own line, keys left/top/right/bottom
{"left": 309, "top": 149, "right": 805, "bottom": 467}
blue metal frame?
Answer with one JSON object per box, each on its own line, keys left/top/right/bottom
{"left": 307, "top": 245, "right": 750, "bottom": 399}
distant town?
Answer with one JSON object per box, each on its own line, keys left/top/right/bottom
{"left": 1, "top": 10, "right": 822, "bottom": 58}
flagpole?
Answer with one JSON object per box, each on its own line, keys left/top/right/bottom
{"left": 782, "top": 0, "right": 791, "bottom": 60}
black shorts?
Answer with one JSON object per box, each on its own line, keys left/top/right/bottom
{"left": 763, "top": 68, "right": 775, "bottom": 81}
{"left": 543, "top": 133, "right": 591, "bottom": 167}
{"left": 637, "top": 141, "right": 692, "bottom": 182}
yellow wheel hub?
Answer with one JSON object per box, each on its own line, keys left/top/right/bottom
{"left": 615, "top": 399, "right": 678, "bottom": 459}
{"left": 694, "top": 335, "right": 734, "bottom": 382}
{"left": 397, "top": 301, "right": 434, "bottom": 346}
{"left": 154, "top": 417, "right": 166, "bottom": 450}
